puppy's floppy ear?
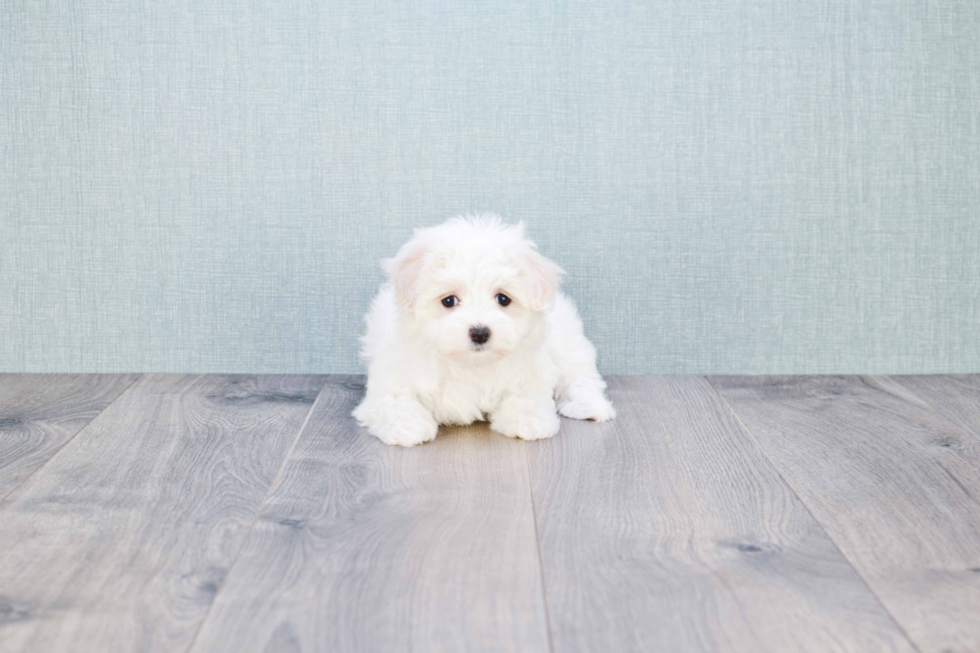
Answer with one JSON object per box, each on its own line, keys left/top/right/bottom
{"left": 520, "top": 247, "right": 564, "bottom": 311}
{"left": 383, "top": 236, "right": 429, "bottom": 310}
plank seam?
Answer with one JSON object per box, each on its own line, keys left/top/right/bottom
{"left": 524, "top": 442, "right": 556, "bottom": 653}
{"left": 182, "top": 374, "right": 331, "bottom": 653}
{"left": 0, "top": 373, "right": 144, "bottom": 504}
{"left": 702, "top": 376, "right": 925, "bottom": 653}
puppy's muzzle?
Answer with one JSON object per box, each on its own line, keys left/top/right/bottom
{"left": 469, "top": 325, "right": 491, "bottom": 345}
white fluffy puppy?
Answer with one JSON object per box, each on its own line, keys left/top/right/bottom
{"left": 353, "top": 214, "right": 615, "bottom": 447}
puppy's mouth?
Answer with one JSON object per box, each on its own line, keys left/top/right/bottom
{"left": 448, "top": 345, "right": 493, "bottom": 361}
{"left": 470, "top": 344, "right": 509, "bottom": 359}
{"left": 445, "top": 342, "right": 509, "bottom": 363}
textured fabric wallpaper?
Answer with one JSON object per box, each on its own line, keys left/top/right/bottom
{"left": 1, "top": 1, "right": 978, "bottom": 374}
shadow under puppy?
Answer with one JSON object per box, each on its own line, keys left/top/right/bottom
{"left": 354, "top": 214, "right": 615, "bottom": 446}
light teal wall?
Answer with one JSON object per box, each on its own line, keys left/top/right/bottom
{"left": 2, "top": 1, "right": 978, "bottom": 374}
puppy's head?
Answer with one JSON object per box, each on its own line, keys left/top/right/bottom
{"left": 384, "top": 214, "right": 563, "bottom": 365}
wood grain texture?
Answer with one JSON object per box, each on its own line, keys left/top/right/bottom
{"left": 0, "top": 374, "right": 140, "bottom": 500}
{"left": 527, "top": 376, "right": 915, "bottom": 653}
{"left": 189, "top": 376, "right": 550, "bottom": 653}
{"left": 0, "top": 374, "right": 324, "bottom": 653}
{"left": 887, "top": 375, "right": 980, "bottom": 440}
{"left": 710, "top": 375, "right": 980, "bottom": 653}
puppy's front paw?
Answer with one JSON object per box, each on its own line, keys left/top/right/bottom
{"left": 557, "top": 379, "right": 617, "bottom": 422}
{"left": 373, "top": 420, "right": 438, "bottom": 447}
{"left": 558, "top": 395, "right": 616, "bottom": 422}
{"left": 353, "top": 396, "right": 439, "bottom": 447}
{"left": 491, "top": 408, "right": 560, "bottom": 441}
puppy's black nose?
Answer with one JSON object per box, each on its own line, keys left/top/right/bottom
{"left": 469, "top": 325, "right": 491, "bottom": 345}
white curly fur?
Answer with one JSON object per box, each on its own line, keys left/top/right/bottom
{"left": 353, "top": 214, "right": 615, "bottom": 447}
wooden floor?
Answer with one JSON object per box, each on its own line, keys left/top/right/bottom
{"left": 0, "top": 375, "right": 978, "bottom": 653}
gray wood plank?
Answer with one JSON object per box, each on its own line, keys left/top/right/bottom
{"left": 710, "top": 375, "right": 980, "bottom": 653}
{"left": 527, "top": 376, "right": 915, "bottom": 653}
{"left": 0, "top": 374, "right": 140, "bottom": 501}
{"left": 887, "top": 375, "right": 980, "bottom": 441}
{"left": 189, "top": 376, "right": 550, "bottom": 653}
{"left": 0, "top": 374, "right": 324, "bottom": 653}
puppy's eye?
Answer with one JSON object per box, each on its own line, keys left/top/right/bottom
{"left": 496, "top": 293, "right": 511, "bottom": 307}
{"left": 441, "top": 295, "right": 458, "bottom": 308}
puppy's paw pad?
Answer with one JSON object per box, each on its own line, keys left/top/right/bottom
{"left": 558, "top": 397, "right": 616, "bottom": 422}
